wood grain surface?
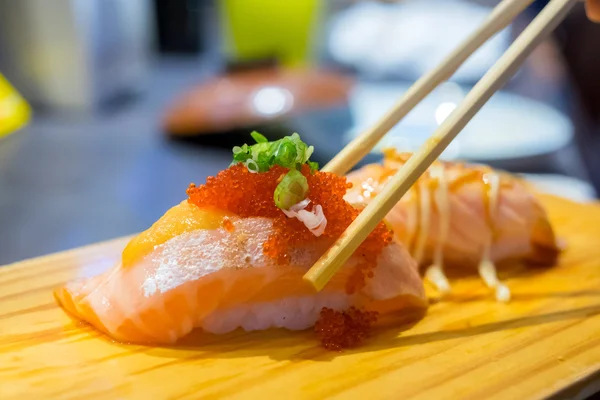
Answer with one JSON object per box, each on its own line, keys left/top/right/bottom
{"left": 1, "top": 194, "right": 600, "bottom": 400}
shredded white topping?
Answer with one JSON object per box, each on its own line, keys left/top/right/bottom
{"left": 285, "top": 198, "right": 310, "bottom": 212}
{"left": 281, "top": 199, "right": 327, "bottom": 237}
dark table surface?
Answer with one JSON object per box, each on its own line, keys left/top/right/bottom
{"left": 0, "top": 57, "right": 361, "bottom": 265}
{"left": 0, "top": 59, "right": 230, "bottom": 265}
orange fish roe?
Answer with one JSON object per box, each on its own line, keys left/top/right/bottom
{"left": 315, "top": 307, "right": 379, "bottom": 351}
{"left": 222, "top": 218, "right": 235, "bottom": 232}
{"left": 187, "top": 163, "right": 393, "bottom": 292}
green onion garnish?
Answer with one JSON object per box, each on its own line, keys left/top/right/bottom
{"left": 231, "top": 132, "right": 319, "bottom": 210}
{"left": 231, "top": 132, "right": 318, "bottom": 174}
{"left": 273, "top": 169, "right": 309, "bottom": 210}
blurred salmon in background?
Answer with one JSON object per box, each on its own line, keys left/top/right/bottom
{"left": 586, "top": 0, "right": 600, "bottom": 21}
{"left": 162, "top": 0, "right": 354, "bottom": 137}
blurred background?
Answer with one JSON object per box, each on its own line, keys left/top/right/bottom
{"left": 0, "top": 0, "right": 599, "bottom": 265}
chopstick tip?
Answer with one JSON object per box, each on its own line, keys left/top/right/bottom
{"left": 303, "top": 271, "right": 326, "bottom": 292}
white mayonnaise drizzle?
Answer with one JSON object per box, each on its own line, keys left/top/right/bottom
{"left": 373, "top": 152, "right": 513, "bottom": 302}
{"left": 425, "top": 164, "right": 451, "bottom": 294}
{"left": 478, "top": 172, "right": 511, "bottom": 302}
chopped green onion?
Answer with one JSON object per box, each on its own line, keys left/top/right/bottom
{"left": 250, "top": 131, "right": 268, "bottom": 143}
{"left": 232, "top": 132, "right": 320, "bottom": 210}
{"left": 244, "top": 159, "right": 259, "bottom": 173}
{"left": 274, "top": 169, "right": 309, "bottom": 210}
{"left": 231, "top": 131, "right": 319, "bottom": 173}
{"left": 274, "top": 141, "right": 297, "bottom": 167}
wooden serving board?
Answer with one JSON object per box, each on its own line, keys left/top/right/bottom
{"left": 1, "top": 194, "right": 600, "bottom": 400}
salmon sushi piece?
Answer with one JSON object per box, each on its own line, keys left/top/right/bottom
{"left": 345, "top": 149, "right": 560, "bottom": 302}
{"left": 55, "top": 203, "right": 425, "bottom": 344}
{"left": 55, "top": 134, "right": 427, "bottom": 346}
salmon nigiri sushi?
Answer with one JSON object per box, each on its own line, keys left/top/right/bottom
{"left": 345, "top": 149, "right": 560, "bottom": 302}
{"left": 55, "top": 134, "right": 427, "bottom": 348}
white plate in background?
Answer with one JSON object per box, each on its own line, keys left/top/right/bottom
{"left": 346, "top": 82, "right": 574, "bottom": 161}
{"left": 328, "top": 0, "right": 510, "bottom": 82}
{"left": 522, "top": 174, "right": 596, "bottom": 203}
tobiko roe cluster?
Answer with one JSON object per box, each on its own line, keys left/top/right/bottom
{"left": 315, "top": 307, "right": 379, "bottom": 351}
{"left": 186, "top": 163, "right": 393, "bottom": 294}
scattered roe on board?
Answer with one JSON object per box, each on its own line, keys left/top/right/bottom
{"left": 187, "top": 163, "right": 393, "bottom": 293}
{"left": 315, "top": 307, "right": 379, "bottom": 351}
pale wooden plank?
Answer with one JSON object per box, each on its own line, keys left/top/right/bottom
{"left": 0, "top": 195, "right": 599, "bottom": 399}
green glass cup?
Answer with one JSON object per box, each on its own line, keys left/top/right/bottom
{"left": 219, "top": 0, "right": 322, "bottom": 67}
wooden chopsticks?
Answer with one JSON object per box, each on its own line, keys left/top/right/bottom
{"left": 304, "top": 0, "right": 578, "bottom": 291}
{"left": 322, "top": 0, "right": 536, "bottom": 176}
